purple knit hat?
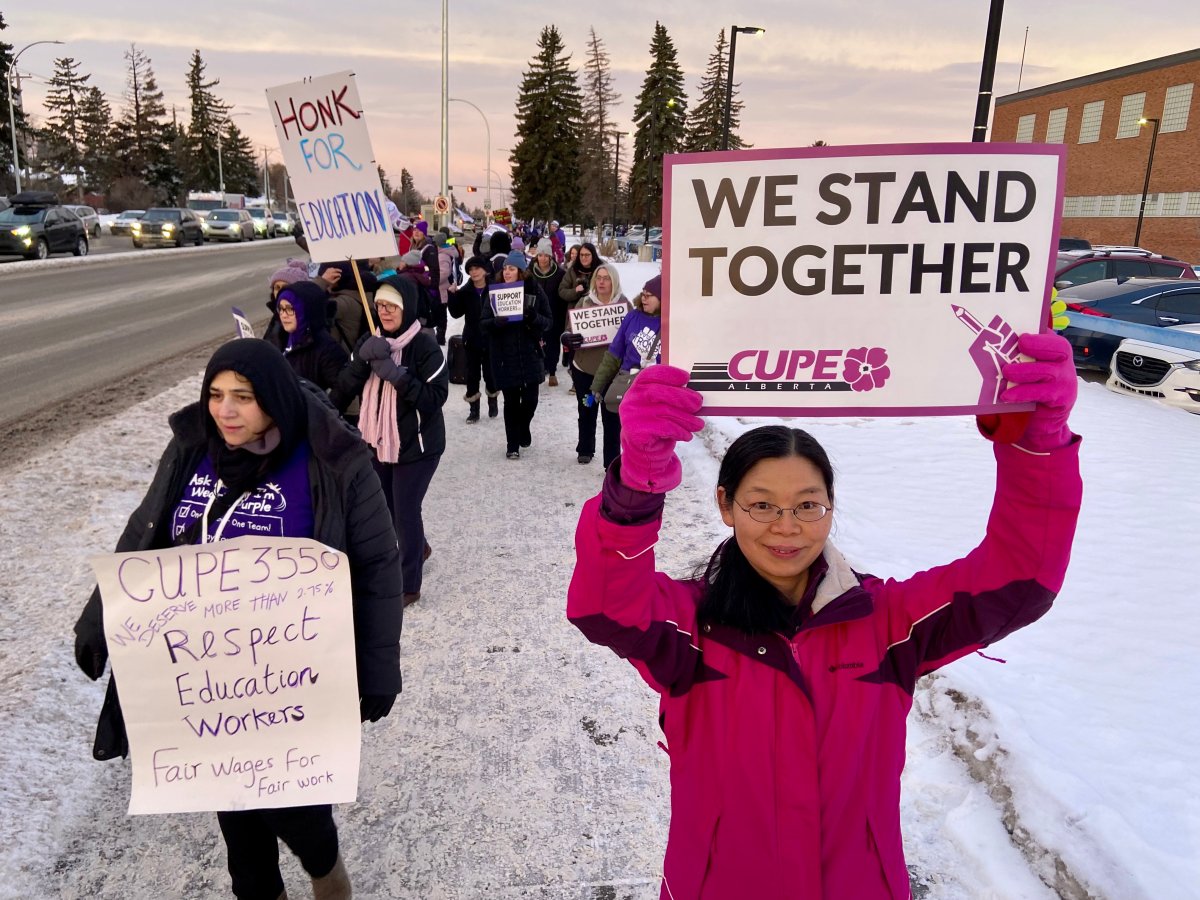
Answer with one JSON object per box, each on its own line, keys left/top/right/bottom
{"left": 269, "top": 264, "right": 308, "bottom": 290}
{"left": 642, "top": 274, "right": 663, "bottom": 298}
{"left": 414, "top": 220, "right": 429, "bottom": 236}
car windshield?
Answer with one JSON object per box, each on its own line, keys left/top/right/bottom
{"left": 0, "top": 207, "right": 48, "bottom": 224}
{"left": 209, "top": 211, "right": 240, "bottom": 222}
{"left": 273, "top": 214, "right": 288, "bottom": 220}
{"left": 248, "top": 209, "right": 268, "bottom": 219}
{"left": 144, "top": 209, "right": 182, "bottom": 222}
{"left": 118, "top": 211, "right": 145, "bottom": 219}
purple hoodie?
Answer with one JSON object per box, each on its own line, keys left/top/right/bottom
{"left": 606, "top": 307, "right": 661, "bottom": 371}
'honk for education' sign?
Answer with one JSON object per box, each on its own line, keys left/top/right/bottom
{"left": 663, "top": 143, "right": 1065, "bottom": 416}
{"left": 90, "top": 536, "right": 361, "bottom": 814}
{"left": 267, "top": 71, "right": 397, "bottom": 263}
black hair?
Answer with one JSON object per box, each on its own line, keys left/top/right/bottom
{"left": 696, "top": 426, "right": 835, "bottom": 635}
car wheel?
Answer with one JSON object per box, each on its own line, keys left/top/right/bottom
{"left": 133, "top": 240, "right": 142, "bottom": 249}
{"left": 31, "top": 238, "right": 50, "bottom": 261}
{"left": 73, "top": 236, "right": 89, "bottom": 257}
{"left": 92, "top": 224, "right": 101, "bottom": 238}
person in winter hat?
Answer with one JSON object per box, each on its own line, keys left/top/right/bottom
{"left": 590, "top": 273, "right": 662, "bottom": 405}
{"left": 338, "top": 278, "right": 449, "bottom": 607}
{"left": 529, "top": 237, "right": 566, "bottom": 386}
{"left": 74, "top": 338, "right": 402, "bottom": 900}
{"left": 547, "top": 220, "right": 565, "bottom": 264}
{"left": 437, "top": 231, "right": 462, "bottom": 315}
{"left": 449, "top": 255, "right": 500, "bottom": 422}
{"left": 272, "top": 281, "right": 352, "bottom": 408}
{"left": 567, "top": 329, "right": 1084, "bottom": 899}
{"left": 479, "top": 250, "right": 550, "bottom": 458}
{"left": 262, "top": 261, "right": 314, "bottom": 347}
{"left": 411, "top": 221, "right": 445, "bottom": 344}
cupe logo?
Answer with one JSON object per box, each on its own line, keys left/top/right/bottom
{"left": 687, "top": 347, "right": 891, "bottom": 393}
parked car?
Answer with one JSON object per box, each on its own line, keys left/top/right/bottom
{"left": 1054, "top": 250, "right": 1196, "bottom": 289}
{"left": 205, "top": 208, "right": 256, "bottom": 242}
{"left": 0, "top": 191, "right": 89, "bottom": 260}
{"left": 131, "top": 207, "right": 206, "bottom": 248}
{"left": 64, "top": 204, "right": 102, "bottom": 237}
{"left": 272, "top": 211, "right": 294, "bottom": 236}
{"left": 246, "top": 207, "right": 277, "bottom": 238}
{"left": 1058, "top": 236, "right": 1092, "bottom": 251}
{"left": 1106, "top": 323, "right": 1200, "bottom": 414}
{"left": 1059, "top": 277, "right": 1200, "bottom": 371}
{"left": 110, "top": 209, "right": 145, "bottom": 236}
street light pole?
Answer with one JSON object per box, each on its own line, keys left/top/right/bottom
{"left": 450, "top": 97, "right": 491, "bottom": 214}
{"left": 971, "top": 0, "right": 1005, "bottom": 142}
{"left": 644, "top": 98, "right": 676, "bottom": 235}
{"left": 439, "top": 0, "right": 450, "bottom": 229}
{"left": 722, "top": 26, "right": 763, "bottom": 151}
{"left": 7, "top": 40, "right": 64, "bottom": 193}
{"left": 1134, "top": 116, "right": 1161, "bottom": 247}
{"left": 609, "top": 130, "right": 627, "bottom": 233}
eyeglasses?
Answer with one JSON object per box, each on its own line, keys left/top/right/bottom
{"left": 376, "top": 301, "right": 402, "bottom": 313}
{"left": 732, "top": 499, "right": 831, "bottom": 524}
{"left": 277, "top": 303, "right": 296, "bottom": 316}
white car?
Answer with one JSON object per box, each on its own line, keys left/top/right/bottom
{"left": 1106, "top": 323, "right": 1200, "bottom": 414}
{"left": 64, "top": 204, "right": 101, "bottom": 237}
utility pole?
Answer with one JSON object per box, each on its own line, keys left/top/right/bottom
{"left": 971, "top": 0, "right": 1005, "bottom": 142}
{"left": 439, "top": 0, "right": 450, "bottom": 230}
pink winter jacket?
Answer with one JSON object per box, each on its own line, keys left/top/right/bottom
{"left": 568, "top": 440, "right": 1082, "bottom": 900}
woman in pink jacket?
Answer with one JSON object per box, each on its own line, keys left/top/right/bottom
{"left": 567, "top": 333, "right": 1082, "bottom": 899}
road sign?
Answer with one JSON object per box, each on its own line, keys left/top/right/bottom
{"left": 434, "top": 195, "right": 450, "bottom": 214}
{"left": 483, "top": 199, "right": 492, "bottom": 210}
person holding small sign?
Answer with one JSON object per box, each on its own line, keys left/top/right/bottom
{"left": 561, "top": 261, "right": 629, "bottom": 467}
{"left": 74, "top": 338, "right": 404, "bottom": 900}
{"left": 568, "top": 333, "right": 1083, "bottom": 899}
{"left": 590, "top": 273, "right": 663, "bottom": 410}
{"left": 448, "top": 255, "right": 501, "bottom": 422}
{"left": 480, "top": 250, "right": 551, "bottom": 459}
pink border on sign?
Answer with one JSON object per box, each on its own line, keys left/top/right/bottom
{"left": 661, "top": 141, "right": 1068, "bottom": 417}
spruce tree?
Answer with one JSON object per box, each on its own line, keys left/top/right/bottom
{"left": 43, "top": 56, "right": 91, "bottom": 196}
{"left": 685, "top": 29, "right": 749, "bottom": 152}
{"left": 510, "top": 25, "right": 584, "bottom": 222}
{"left": 77, "top": 86, "right": 115, "bottom": 193}
{"left": 399, "top": 168, "right": 418, "bottom": 214}
{"left": 116, "top": 44, "right": 169, "bottom": 180}
{"left": 0, "top": 14, "right": 30, "bottom": 192}
{"left": 578, "top": 27, "right": 621, "bottom": 227}
{"left": 221, "top": 122, "right": 258, "bottom": 196}
{"left": 627, "top": 23, "right": 688, "bottom": 229}
{"left": 184, "top": 50, "right": 229, "bottom": 191}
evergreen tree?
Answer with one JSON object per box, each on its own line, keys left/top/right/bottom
{"left": 0, "top": 14, "right": 31, "bottom": 192}
{"left": 684, "top": 29, "right": 749, "bottom": 152}
{"left": 43, "top": 56, "right": 91, "bottom": 195}
{"left": 77, "top": 86, "right": 115, "bottom": 192}
{"left": 810, "top": 140, "right": 829, "bottom": 147}
{"left": 183, "top": 50, "right": 229, "bottom": 190}
{"left": 627, "top": 23, "right": 688, "bottom": 228}
{"left": 377, "top": 165, "right": 393, "bottom": 196}
{"left": 116, "top": 44, "right": 168, "bottom": 180}
{"left": 399, "top": 168, "right": 419, "bottom": 214}
{"left": 578, "top": 27, "right": 621, "bottom": 226}
{"left": 221, "top": 122, "right": 258, "bottom": 196}
{"left": 147, "top": 119, "right": 187, "bottom": 205}
{"left": 509, "top": 25, "right": 584, "bottom": 222}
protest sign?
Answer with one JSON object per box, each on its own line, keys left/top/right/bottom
{"left": 89, "top": 536, "right": 361, "bottom": 815}
{"left": 231, "top": 307, "right": 255, "bottom": 339}
{"left": 663, "top": 143, "right": 1065, "bottom": 416}
{"left": 267, "top": 71, "right": 397, "bottom": 263}
{"left": 489, "top": 282, "right": 526, "bottom": 321}
{"left": 568, "top": 301, "right": 631, "bottom": 347}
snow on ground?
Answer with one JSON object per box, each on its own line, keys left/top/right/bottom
{"left": 0, "top": 251, "right": 1197, "bottom": 898}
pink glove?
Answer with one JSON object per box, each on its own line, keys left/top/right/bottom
{"left": 1000, "top": 333, "right": 1077, "bottom": 452}
{"left": 618, "top": 365, "right": 705, "bottom": 493}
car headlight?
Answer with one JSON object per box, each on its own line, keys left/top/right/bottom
{"left": 162, "top": 224, "right": 174, "bottom": 232}
{"left": 11, "top": 225, "right": 31, "bottom": 237}
{"left": 1184, "top": 360, "right": 1200, "bottom": 372}
{"left": 131, "top": 223, "right": 141, "bottom": 232}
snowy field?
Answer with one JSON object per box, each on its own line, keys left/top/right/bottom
{"left": 0, "top": 254, "right": 1197, "bottom": 898}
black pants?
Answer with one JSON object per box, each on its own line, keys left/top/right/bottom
{"left": 465, "top": 339, "right": 497, "bottom": 399}
{"left": 542, "top": 300, "right": 568, "bottom": 376}
{"left": 569, "top": 367, "right": 622, "bottom": 467}
{"left": 374, "top": 453, "right": 440, "bottom": 595}
{"left": 430, "top": 298, "right": 448, "bottom": 343}
{"left": 217, "top": 804, "right": 338, "bottom": 900}
{"left": 502, "top": 383, "right": 540, "bottom": 453}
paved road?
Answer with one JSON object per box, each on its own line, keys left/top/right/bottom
{"left": 0, "top": 233, "right": 294, "bottom": 264}
{"left": 0, "top": 240, "right": 302, "bottom": 430}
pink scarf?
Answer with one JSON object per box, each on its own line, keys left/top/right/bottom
{"left": 359, "top": 320, "right": 423, "bottom": 463}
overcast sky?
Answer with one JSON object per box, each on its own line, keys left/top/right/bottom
{"left": 8, "top": 2, "right": 1199, "bottom": 201}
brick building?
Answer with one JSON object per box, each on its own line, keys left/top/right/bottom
{"left": 992, "top": 48, "right": 1200, "bottom": 263}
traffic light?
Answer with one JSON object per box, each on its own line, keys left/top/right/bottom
{"left": 466, "top": 186, "right": 477, "bottom": 192}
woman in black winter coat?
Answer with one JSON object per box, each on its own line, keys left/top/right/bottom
{"left": 272, "top": 281, "right": 352, "bottom": 409}
{"left": 528, "top": 238, "right": 567, "bottom": 386}
{"left": 448, "top": 254, "right": 500, "bottom": 422}
{"left": 339, "top": 276, "right": 449, "bottom": 606}
{"left": 480, "top": 250, "right": 551, "bottom": 459}
{"left": 73, "top": 339, "right": 403, "bottom": 900}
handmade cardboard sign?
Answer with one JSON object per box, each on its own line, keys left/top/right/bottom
{"left": 663, "top": 143, "right": 1065, "bottom": 415}
{"left": 90, "top": 536, "right": 361, "bottom": 814}
{"left": 267, "top": 71, "right": 397, "bottom": 262}
{"left": 489, "top": 283, "right": 526, "bottom": 321}
{"left": 568, "top": 301, "right": 631, "bottom": 347}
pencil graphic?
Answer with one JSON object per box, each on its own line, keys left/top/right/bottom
{"left": 951, "top": 304, "right": 1019, "bottom": 363}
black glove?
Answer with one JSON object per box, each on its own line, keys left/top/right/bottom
{"left": 360, "top": 693, "right": 397, "bottom": 723}
{"left": 369, "top": 358, "right": 409, "bottom": 386}
{"left": 562, "top": 331, "right": 584, "bottom": 350}
{"left": 75, "top": 631, "right": 108, "bottom": 680}
{"left": 357, "top": 335, "right": 393, "bottom": 362}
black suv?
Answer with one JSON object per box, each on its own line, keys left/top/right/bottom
{"left": 132, "top": 207, "right": 206, "bottom": 248}
{"left": 0, "top": 191, "right": 89, "bottom": 260}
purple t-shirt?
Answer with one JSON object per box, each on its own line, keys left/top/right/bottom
{"left": 171, "top": 441, "right": 315, "bottom": 543}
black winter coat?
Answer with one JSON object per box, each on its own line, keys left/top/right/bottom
{"left": 479, "top": 279, "right": 551, "bottom": 390}
{"left": 448, "top": 282, "right": 489, "bottom": 347}
{"left": 74, "top": 389, "right": 404, "bottom": 760}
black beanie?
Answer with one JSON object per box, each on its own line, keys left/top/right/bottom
{"left": 489, "top": 231, "right": 512, "bottom": 257}
{"left": 464, "top": 255, "right": 493, "bottom": 277}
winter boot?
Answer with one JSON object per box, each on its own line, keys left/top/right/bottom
{"left": 312, "top": 853, "right": 351, "bottom": 900}
{"left": 466, "top": 400, "right": 480, "bottom": 423}
{"left": 487, "top": 393, "right": 499, "bottom": 418}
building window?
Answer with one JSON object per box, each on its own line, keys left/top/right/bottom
{"left": 1099, "top": 196, "right": 1118, "bottom": 217}
{"left": 1186, "top": 193, "right": 1200, "bottom": 216}
{"left": 1078, "top": 101, "right": 1104, "bottom": 143}
{"left": 1116, "top": 93, "right": 1146, "bottom": 138}
{"left": 1161, "top": 193, "right": 1183, "bottom": 216}
{"left": 1015, "top": 114, "right": 1036, "bottom": 143}
{"left": 1045, "top": 108, "right": 1068, "bottom": 143}
{"left": 1119, "top": 195, "right": 1139, "bottom": 216}
{"left": 1161, "top": 83, "right": 1193, "bottom": 133}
